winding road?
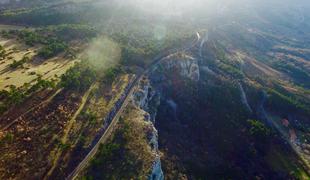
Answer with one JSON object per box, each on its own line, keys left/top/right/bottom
{"left": 66, "top": 32, "right": 202, "bottom": 180}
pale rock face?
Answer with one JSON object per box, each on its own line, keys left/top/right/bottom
{"left": 160, "top": 53, "right": 200, "bottom": 81}
{"left": 132, "top": 78, "right": 152, "bottom": 110}
{"left": 149, "top": 157, "right": 164, "bottom": 180}
{"left": 132, "top": 86, "right": 149, "bottom": 109}
{"left": 238, "top": 82, "right": 253, "bottom": 113}
{"left": 132, "top": 78, "right": 164, "bottom": 179}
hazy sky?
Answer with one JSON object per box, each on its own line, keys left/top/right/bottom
{"left": 112, "top": 0, "right": 310, "bottom": 19}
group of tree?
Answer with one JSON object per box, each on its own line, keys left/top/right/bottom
{"left": 0, "top": 45, "right": 6, "bottom": 60}
{"left": 0, "top": 85, "right": 26, "bottom": 113}
{"left": 26, "top": 76, "right": 56, "bottom": 94}
{"left": 104, "top": 66, "right": 124, "bottom": 84}
{"left": 44, "top": 24, "right": 98, "bottom": 42}
{"left": 2, "top": 29, "right": 69, "bottom": 59}
{"left": 273, "top": 60, "right": 309, "bottom": 88}
{"left": 38, "top": 39, "right": 68, "bottom": 59}
{"left": 60, "top": 63, "right": 96, "bottom": 92}
{"left": 17, "top": 29, "right": 44, "bottom": 46}
{"left": 211, "top": 43, "right": 245, "bottom": 80}
{"left": 0, "top": 77, "right": 55, "bottom": 114}
{"left": 9, "top": 56, "right": 30, "bottom": 68}
{"left": 266, "top": 88, "right": 310, "bottom": 116}
{"left": 247, "top": 119, "right": 271, "bottom": 142}
{"left": 0, "top": 4, "right": 91, "bottom": 26}
{"left": 81, "top": 109, "right": 97, "bottom": 125}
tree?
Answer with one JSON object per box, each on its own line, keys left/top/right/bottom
{"left": 0, "top": 45, "right": 6, "bottom": 60}
{"left": 38, "top": 40, "right": 68, "bottom": 59}
{"left": 7, "top": 85, "right": 25, "bottom": 105}
{"left": 60, "top": 64, "right": 96, "bottom": 91}
{"left": 9, "top": 56, "right": 29, "bottom": 68}
{"left": 247, "top": 119, "right": 271, "bottom": 141}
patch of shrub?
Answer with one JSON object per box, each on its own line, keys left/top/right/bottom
{"left": 247, "top": 119, "right": 271, "bottom": 139}
{"left": 38, "top": 40, "right": 68, "bottom": 58}
{"left": 218, "top": 62, "right": 244, "bottom": 79}
{"left": 274, "top": 61, "right": 310, "bottom": 87}
{"left": 0, "top": 102, "right": 7, "bottom": 114}
{"left": 58, "top": 142, "right": 70, "bottom": 150}
{"left": 17, "top": 30, "right": 44, "bottom": 46}
{"left": 0, "top": 133, "right": 14, "bottom": 146}
{"left": 91, "top": 143, "right": 121, "bottom": 167}
{"left": 9, "top": 56, "right": 29, "bottom": 68}
{"left": 104, "top": 66, "right": 124, "bottom": 84}
{"left": 26, "top": 77, "right": 56, "bottom": 94}
{"left": 45, "top": 24, "right": 98, "bottom": 41}
{"left": 81, "top": 110, "right": 97, "bottom": 125}
{"left": 60, "top": 63, "right": 96, "bottom": 92}
{"left": 0, "top": 77, "right": 57, "bottom": 115}
{"left": 267, "top": 88, "right": 310, "bottom": 116}
{"left": 4, "top": 29, "right": 70, "bottom": 59}
{"left": 0, "top": 85, "right": 25, "bottom": 114}
{"left": 0, "top": 45, "right": 6, "bottom": 60}
{"left": 5, "top": 85, "right": 26, "bottom": 105}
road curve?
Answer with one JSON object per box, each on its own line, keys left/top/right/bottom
{"left": 66, "top": 32, "right": 201, "bottom": 180}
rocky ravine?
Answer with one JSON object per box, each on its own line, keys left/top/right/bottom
{"left": 131, "top": 51, "right": 200, "bottom": 179}
{"left": 133, "top": 50, "right": 200, "bottom": 180}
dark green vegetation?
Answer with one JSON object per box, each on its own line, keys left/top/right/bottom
{"left": 103, "top": 66, "right": 124, "bottom": 84}
{"left": 44, "top": 24, "right": 97, "bottom": 42}
{"left": 2, "top": 29, "right": 70, "bottom": 59}
{"left": 60, "top": 63, "right": 96, "bottom": 92}
{"left": 0, "top": 3, "right": 99, "bottom": 26}
{"left": 0, "top": 133, "right": 14, "bottom": 147}
{"left": 0, "top": 45, "right": 6, "bottom": 60}
{"left": 0, "top": 77, "right": 56, "bottom": 114}
{"left": 82, "top": 112, "right": 155, "bottom": 180}
{"left": 9, "top": 56, "right": 29, "bottom": 68}
{"left": 83, "top": 126, "right": 130, "bottom": 180}
{"left": 0, "top": 1, "right": 192, "bottom": 67}
{"left": 115, "top": 31, "right": 187, "bottom": 68}
{"left": 247, "top": 119, "right": 271, "bottom": 140}
{"left": 0, "top": 24, "right": 98, "bottom": 61}
{"left": 37, "top": 39, "right": 67, "bottom": 58}
{"left": 59, "top": 61, "right": 123, "bottom": 92}
{"left": 0, "top": 85, "right": 26, "bottom": 111}
{"left": 273, "top": 60, "right": 310, "bottom": 88}
{"left": 266, "top": 88, "right": 310, "bottom": 116}
{"left": 80, "top": 110, "right": 97, "bottom": 125}
{"left": 203, "top": 43, "right": 245, "bottom": 80}
{"left": 27, "top": 77, "right": 56, "bottom": 93}
{"left": 154, "top": 67, "right": 307, "bottom": 179}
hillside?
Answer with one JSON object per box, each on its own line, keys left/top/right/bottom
{"left": 0, "top": 0, "right": 309, "bottom": 179}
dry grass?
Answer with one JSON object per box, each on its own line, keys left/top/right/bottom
{"left": 41, "top": 74, "right": 135, "bottom": 178}
{"left": 0, "top": 91, "right": 82, "bottom": 179}
{"left": 0, "top": 24, "right": 24, "bottom": 31}
{"left": 122, "top": 105, "right": 156, "bottom": 176}
{"left": 0, "top": 38, "right": 78, "bottom": 90}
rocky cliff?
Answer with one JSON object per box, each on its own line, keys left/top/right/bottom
{"left": 131, "top": 51, "right": 201, "bottom": 180}
{"left": 132, "top": 77, "right": 164, "bottom": 180}
{"left": 154, "top": 52, "right": 200, "bottom": 81}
